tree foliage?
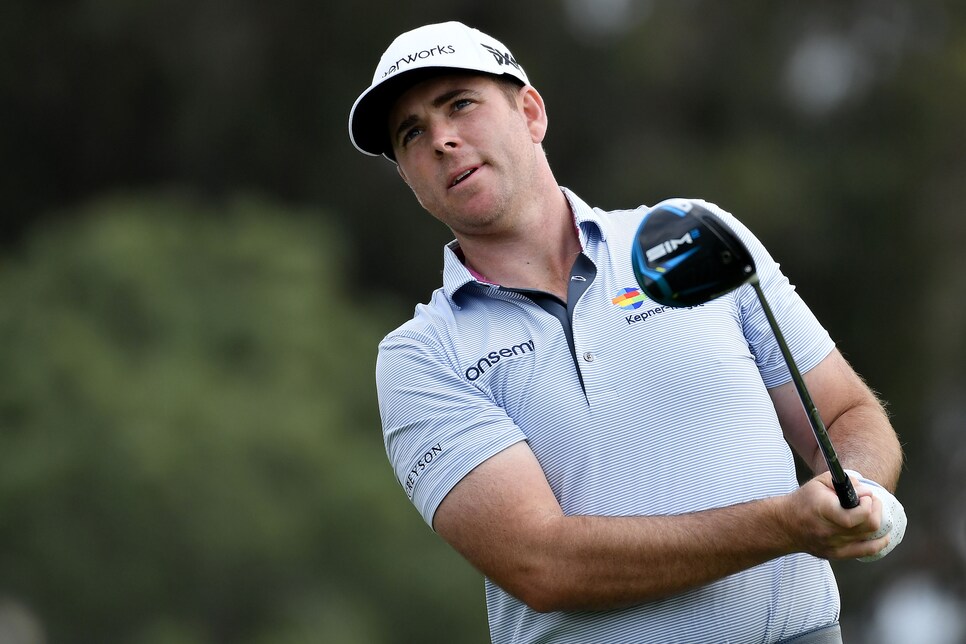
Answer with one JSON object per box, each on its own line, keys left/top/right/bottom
{"left": 0, "top": 196, "right": 485, "bottom": 643}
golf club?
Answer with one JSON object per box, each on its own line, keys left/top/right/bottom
{"left": 630, "top": 200, "right": 860, "bottom": 509}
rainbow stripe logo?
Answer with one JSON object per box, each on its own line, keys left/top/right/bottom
{"left": 612, "top": 287, "right": 648, "bottom": 310}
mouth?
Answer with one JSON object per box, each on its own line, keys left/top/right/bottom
{"left": 449, "top": 165, "right": 480, "bottom": 189}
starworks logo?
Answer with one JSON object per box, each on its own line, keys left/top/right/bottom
{"left": 382, "top": 43, "right": 457, "bottom": 77}
{"left": 465, "top": 339, "right": 535, "bottom": 381}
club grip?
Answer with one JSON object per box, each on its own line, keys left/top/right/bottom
{"left": 834, "top": 477, "right": 860, "bottom": 509}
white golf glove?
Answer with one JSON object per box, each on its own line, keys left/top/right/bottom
{"left": 845, "top": 470, "right": 907, "bottom": 562}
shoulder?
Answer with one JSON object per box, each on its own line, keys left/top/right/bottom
{"left": 380, "top": 287, "right": 455, "bottom": 350}
{"left": 378, "top": 283, "right": 497, "bottom": 369}
{"left": 574, "top": 193, "right": 738, "bottom": 233}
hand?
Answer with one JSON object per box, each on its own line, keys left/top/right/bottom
{"left": 782, "top": 474, "right": 889, "bottom": 561}
{"left": 845, "top": 470, "right": 907, "bottom": 562}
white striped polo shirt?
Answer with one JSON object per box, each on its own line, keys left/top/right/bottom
{"left": 376, "top": 189, "right": 840, "bottom": 643}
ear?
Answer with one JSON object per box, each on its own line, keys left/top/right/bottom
{"left": 520, "top": 86, "right": 549, "bottom": 144}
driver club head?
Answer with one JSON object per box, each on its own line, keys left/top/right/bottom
{"left": 631, "top": 200, "right": 757, "bottom": 307}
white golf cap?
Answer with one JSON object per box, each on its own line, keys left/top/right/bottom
{"left": 348, "top": 21, "right": 529, "bottom": 159}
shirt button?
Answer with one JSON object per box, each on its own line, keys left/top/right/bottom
{"left": 583, "top": 352, "right": 594, "bottom": 362}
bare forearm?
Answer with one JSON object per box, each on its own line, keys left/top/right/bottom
{"left": 511, "top": 497, "right": 792, "bottom": 612}
{"left": 780, "top": 350, "right": 904, "bottom": 492}
{"left": 815, "top": 400, "right": 903, "bottom": 492}
{"left": 435, "top": 441, "right": 885, "bottom": 615}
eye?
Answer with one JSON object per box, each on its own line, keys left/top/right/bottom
{"left": 453, "top": 98, "right": 473, "bottom": 111}
{"left": 401, "top": 126, "right": 423, "bottom": 146}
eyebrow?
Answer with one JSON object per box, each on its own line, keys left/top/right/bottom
{"left": 392, "top": 88, "right": 480, "bottom": 145}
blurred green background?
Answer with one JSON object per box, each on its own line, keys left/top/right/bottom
{"left": 1, "top": 1, "right": 964, "bottom": 643}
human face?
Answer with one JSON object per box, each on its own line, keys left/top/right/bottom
{"left": 388, "top": 74, "right": 544, "bottom": 236}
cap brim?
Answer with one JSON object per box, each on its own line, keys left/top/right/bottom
{"left": 349, "top": 67, "right": 457, "bottom": 159}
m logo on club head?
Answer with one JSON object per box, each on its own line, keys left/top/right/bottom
{"left": 645, "top": 229, "right": 701, "bottom": 263}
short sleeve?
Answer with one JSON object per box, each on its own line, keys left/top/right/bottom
{"left": 376, "top": 331, "right": 527, "bottom": 528}
{"left": 695, "top": 201, "right": 835, "bottom": 388}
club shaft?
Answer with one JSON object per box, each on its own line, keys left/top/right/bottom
{"left": 750, "top": 280, "right": 859, "bottom": 509}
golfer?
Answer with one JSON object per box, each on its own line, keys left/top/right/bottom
{"left": 350, "top": 21, "right": 905, "bottom": 644}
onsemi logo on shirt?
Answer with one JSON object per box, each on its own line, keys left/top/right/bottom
{"left": 465, "top": 339, "right": 535, "bottom": 381}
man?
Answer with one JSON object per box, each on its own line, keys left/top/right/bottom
{"left": 349, "top": 21, "right": 905, "bottom": 644}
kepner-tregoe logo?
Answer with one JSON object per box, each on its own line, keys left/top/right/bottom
{"left": 613, "top": 287, "right": 703, "bottom": 325}
{"left": 611, "top": 287, "right": 648, "bottom": 310}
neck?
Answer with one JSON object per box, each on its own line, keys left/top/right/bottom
{"left": 457, "top": 186, "right": 580, "bottom": 300}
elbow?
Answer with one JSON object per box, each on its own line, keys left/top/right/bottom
{"left": 517, "top": 585, "right": 563, "bottom": 614}
{"left": 500, "top": 559, "right": 579, "bottom": 614}
{"left": 513, "top": 586, "right": 564, "bottom": 614}
{"left": 512, "top": 570, "right": 622, "bottom": 613}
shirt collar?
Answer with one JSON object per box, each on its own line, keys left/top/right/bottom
{"left": 440, "top": 187, "right": 608, "bottom": 306}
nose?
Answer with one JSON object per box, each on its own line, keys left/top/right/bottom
{"left": 431, "top": 124, "right": 460, "bottom": 157}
